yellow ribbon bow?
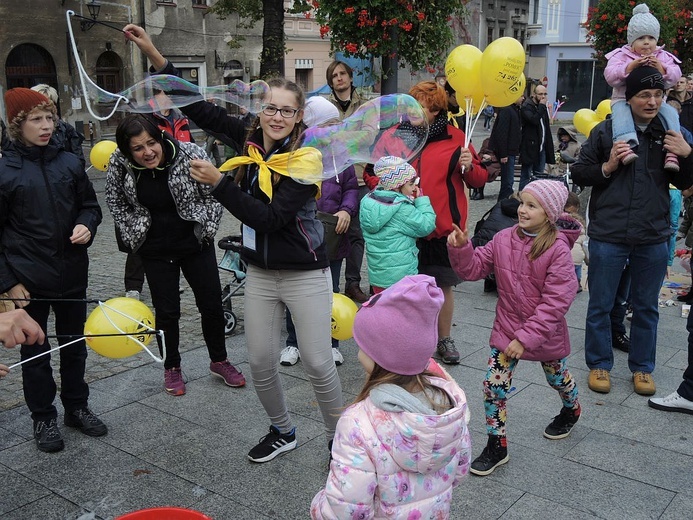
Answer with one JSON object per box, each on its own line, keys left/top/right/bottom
{"left": 219, "top": 145, "right": 323, "bottom": 201}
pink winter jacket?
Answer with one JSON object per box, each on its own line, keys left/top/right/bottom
{"left": 310, "top": 377, "right": 472, "bottom": 519}
{"left": 604, "top": 45, "right": 681, "bottom": 101}
{"left": 447, "top": 216, "right": 580, "bottom": 361}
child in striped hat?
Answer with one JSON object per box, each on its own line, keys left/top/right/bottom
{"left": 359, "top": 156, "right": 437, "bottom": 293}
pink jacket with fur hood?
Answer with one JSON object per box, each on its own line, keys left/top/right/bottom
{"left": 447, "top": 215, "right": 580, "bottom": 361}
{"left": 604, "top": 45, "right": 681, "bottom": 101}
{"left": 311, "top": 376, "right": 471, "bottom": 519}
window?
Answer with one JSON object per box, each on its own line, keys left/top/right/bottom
{"left": 556, "top": 61, "right": 609, "bottom": 112}
{"left": 487, "top": 27, "right": 494, "bottom": 46}
{"left": 500, "top": 5, "right": 506, "bottom": 12}
{"left": 192, "top": 0, "right": 207, "bottom": 6}
{"left": 488, "top": 3, "right": 494, "bottom": 10}
{"left": 499, "top": 28, "right": 505, "bottom": 37}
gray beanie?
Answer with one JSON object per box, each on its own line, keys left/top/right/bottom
{"left": 627, "top": 4, "right": 660, "bottom": 47}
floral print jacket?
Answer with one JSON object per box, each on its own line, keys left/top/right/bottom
{"left": 311, "top": 377, "right": 471, "bottom": 519}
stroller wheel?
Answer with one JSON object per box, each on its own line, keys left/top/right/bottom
{"left": 224, "top": 309, "right": 237, "bottom": 335}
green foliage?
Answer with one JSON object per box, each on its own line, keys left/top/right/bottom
{"left": 294, "top": 0, "right": 470, "bottom": 73}
{"left": 584, "top": 0, "right": 693, "bottom": 71}
{"left": 208, "top": 0, "right": 263, "bottom": 29}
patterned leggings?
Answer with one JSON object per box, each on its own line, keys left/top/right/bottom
{"left": 483, "top": 347, "right": 579, "bottom": 436}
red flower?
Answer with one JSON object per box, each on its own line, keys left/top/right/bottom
{"left": 344, "top": 6, "right": 355, "bottom": 14}
{"left": 319, "top": 25, "right": 329, "bottom": 38}
{"left": 601, "top": 14, "right": 608, "bottom": 21}
{"left": 400, "top": 21, "right": 413, "bottom": 31}
{"left": 345, "top": 43, "right": 358, "bottom": 53}
{"left": 618, "top": 13, "right": 625, "bottom": 21}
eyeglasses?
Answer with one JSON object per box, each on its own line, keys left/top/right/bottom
{"left": 632, "top": 91, "right": 664, "bottom": 101}
{"left": 535, "top": 92, "right": 548, "bottom": 97}
{"left": 261, "top": 104, "right": 299, "bottom": 118}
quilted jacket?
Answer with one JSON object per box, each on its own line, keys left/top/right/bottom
{"left": 448, "top": 216, "right": 580, "bottom": 361}
{"left": 311, "top": 376, "right": 471, "bottom": 519}
{"left": 105, "top": 140, "right": 222, "bottom": 254}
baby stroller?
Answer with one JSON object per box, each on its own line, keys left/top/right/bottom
{"left": 218, "top": 235, "right": 246, "bottom": 335}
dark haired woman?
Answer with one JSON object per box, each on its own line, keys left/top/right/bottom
{"left": 105, "top": 114, "right": 245, "bottom": 396}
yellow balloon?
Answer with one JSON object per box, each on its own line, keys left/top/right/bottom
{"left": 573, "top": 108, "right": 601, "bottom": 136}
{"left": 84, "top": 297, "right": 155, "bottom": 359}
{"left": 595, "top": 99, "right": 612, "bottom": 121}
{"left": 480, "top": 37, "right": 526, "bottom": 99}
{"left": 89, "top": 140, "right": 118, "bottom": 172}
{"left": 485, "top": 73, "right": 526, "bottom": 108}
{"left": 331, "top": 293, "right": 358, "bottom": 341}
{"left": 445, "top": 45, "right": 483, "bottom": 98}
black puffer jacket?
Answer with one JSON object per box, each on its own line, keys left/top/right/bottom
{"left": 520, "top": 99, "right": 555, "bottom": 167}
{"left": 0, "top": 141, "right": 102, "bottom": 296}
{"left": 489, "top": 103, "right": 522, "bottom": 160}
{"left": 572, "top": 117, "right": 693, "bottom": 244}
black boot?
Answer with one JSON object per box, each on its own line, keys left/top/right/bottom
{"left": 476, "top": 186, "right": 485, "bottom": 200}
{"left": 470, "top": 435, "right": 509, "bottom": 476}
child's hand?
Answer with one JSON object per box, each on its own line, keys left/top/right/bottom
{"left": 447, "top": 224, "right": 469, "bottom": 248}
{"left": 644, "top": 56, "right": 665, "bottom": 74}
{"left": 333, "top": 210, "right": 351, "bottom": 234}
{"left": 505, "top": 339, "right": 525, "bottom": 359}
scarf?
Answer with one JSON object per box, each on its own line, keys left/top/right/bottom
{"left": 219, "top": 144, "right": 323, "bottom": 201}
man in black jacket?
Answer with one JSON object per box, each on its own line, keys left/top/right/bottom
{"left": 572, "top": 67, "right": 693, "bottom": 397}
{"left": 519, "top": 85, "right": 554, "bottom": 190}
{"left": 489, "top": 95, "right": 524, "bottom": 200}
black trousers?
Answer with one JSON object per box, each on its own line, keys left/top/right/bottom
{"left": 124, "top": 252, "right": 145, "bottom": 292}
{"left": 21, "top": 292, "right": 89, "bottom": 423}
{"left": 141, "top": 244, "right": 227, "bottom": 369}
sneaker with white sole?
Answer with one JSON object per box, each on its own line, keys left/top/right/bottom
{"left": 332, "top": 348, "right": 344, "bottom": 366}
{"left": 125, "top": 290, "right": 140, "bottom": 300}
{"left": 280, "top": 346, "right": 300, "bottom": 366}
{"left": 210, "top": 360, "right": 246, "bottom": 387}
{"left": 248, "top": 425, "right": 297, "bottom": 463}
{"left": 648, "top": 391, "right": 693, "bottom": 415}
{"left": 164, "top": 367, "right": 186, "bottom": 396}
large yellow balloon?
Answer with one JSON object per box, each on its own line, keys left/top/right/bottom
{"left": 485, "top": 73, "right": 526, "bottom": 108}
{"left": 573, "top": 108, "right": 601, "bottom": 136}
{"left": 331, "top": 293, "right": 358, "bottom": 341}
{"left": 89, "top": 140, "right": 118, "bottom": 172}
{"left": 480, "top": 37, "right": 526, "bottom": 100}
{"left": 445, "top": 45, "right": 483, "bottom": 98}
{"left": 84, "top": 297, "right": 155, "bottom": 359}
{"left": 595, "top": 99, "right": 612, "bottom": 121}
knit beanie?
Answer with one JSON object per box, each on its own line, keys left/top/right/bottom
{"left": 353, "top": 274, "right": 444, "bottom": 376}
{"left": 303, "top": 96, "right": 339, "bottom": 127}
{"left": 625, "top": 66, "right": 665, "bottom": 100}
{"left": 522, "top": 179, "right": 569, "bottom": 223}
{"left": 375, "top": 156, "right": 417, "bottom": 191}
{"left": 627, "top": 4, "right": 660, "bottom": 47}
{"left": 4, "top": 88, "right": 52, "bottom": 125}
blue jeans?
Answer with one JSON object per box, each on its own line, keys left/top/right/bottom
{"left": 585, "top": 239, "right": 668, "bottom": 374}
{"left": 286, "top": 259, "right": 343, "bottom": 350}
{"left": 610, "top": 265, "right": 631, "bottom": 336}
{"left": 497, "top": 155, "right": 516, "bottom": 201}
{"left": 612, "top": 100, "right": 680, "bottom": 147}
{"left": 519, "top": 153, "right": 546, "bottom": 190}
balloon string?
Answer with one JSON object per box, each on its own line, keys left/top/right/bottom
{"left": 9, "top": 337, "right": 82, "bottom": 369}
{"left": 66, "top": 10, "right": 130, "bottom": 122}
{"left": 95, "top": 301, "right": 166, "bottom": 363}
{"left": 0, "top": 297, "right": 103, "bottom": 304}
{"left": 70, "top": 13, "right": 125, "bottom": 33}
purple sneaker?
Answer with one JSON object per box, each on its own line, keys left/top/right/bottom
{"left": 210, "top": 360, "right": 246, "bottom": 387}
{"left": 164, "top": 367, "right": 186, "bottom": 396}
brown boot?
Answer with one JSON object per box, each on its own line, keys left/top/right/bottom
{"left": 345, "top": 285, "right": 369, "bottom": 303}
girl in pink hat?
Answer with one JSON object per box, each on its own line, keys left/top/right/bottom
{"left": 311, "top": 274, "right": 472, "bottom": 519}
{"left": 447, "top": 179, "right": 582, "bottom": 476}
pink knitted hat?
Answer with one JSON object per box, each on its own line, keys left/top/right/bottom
{"left": 353, "top": 274, "right": 444, "bottom": 376}
{"left": 375, "top": 156, "right": 417, "bottom": 191}
{"left": 522, "top": 179, "right": 569, "bottom": 223}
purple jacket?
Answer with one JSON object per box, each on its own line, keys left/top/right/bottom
{"left": 447, "top": 216, "right": 580, "bottom": 361}
{"left": 605, "top": 45, "right": 681, "bottom": 101}
{"left": 317, "top": 166, "right": 359, "bottom": 260}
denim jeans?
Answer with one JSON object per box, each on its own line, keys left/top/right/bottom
{"left": 497, "top": 155, "right": 516, "bottom": 201}
{"left": 585, "top": 239, "right": 668, "bottom": 374}
{"left": 519, "top": 153, "right": 546, "bottom": 190}
{"left": 244, "top": 264, "right": 343, "bottom": 438}
{"left": 610, "top": 265, "right": 631, "bottom": 335}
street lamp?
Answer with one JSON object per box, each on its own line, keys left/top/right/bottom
{"left": 80, "top": 1, "right": 101, "bottom": 31}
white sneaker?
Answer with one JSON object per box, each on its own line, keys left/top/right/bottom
{"left": 280, "top": 346, "right": 300, "bottom": 366}
{"left": 648, "top": 391, "right": 693, "bottom": 415}
{"left": 332, "top": 348, "right": 344, "bottom": 366}
{"left": 125, "top": 290, "right": 140, "bottom": 301}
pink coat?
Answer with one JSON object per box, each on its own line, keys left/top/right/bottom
{"left": 604, "top": 45, "right": 681, "bottom": 101}
{"left": 310, "top": 377, "right": 472, "bottom": 519}
{"left": 447, "top": 217, "right": 580, "bottom": 361}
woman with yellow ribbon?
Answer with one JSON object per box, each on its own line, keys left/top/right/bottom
{"left": 124, "top": 23, "right": 344, "bottom": 465}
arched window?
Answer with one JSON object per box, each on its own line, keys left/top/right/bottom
{"left": 95, "top": 51, "right": 123, "bottom": 94}
{"left": 5, "top": 44, "right": 57, "bottom": 90}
